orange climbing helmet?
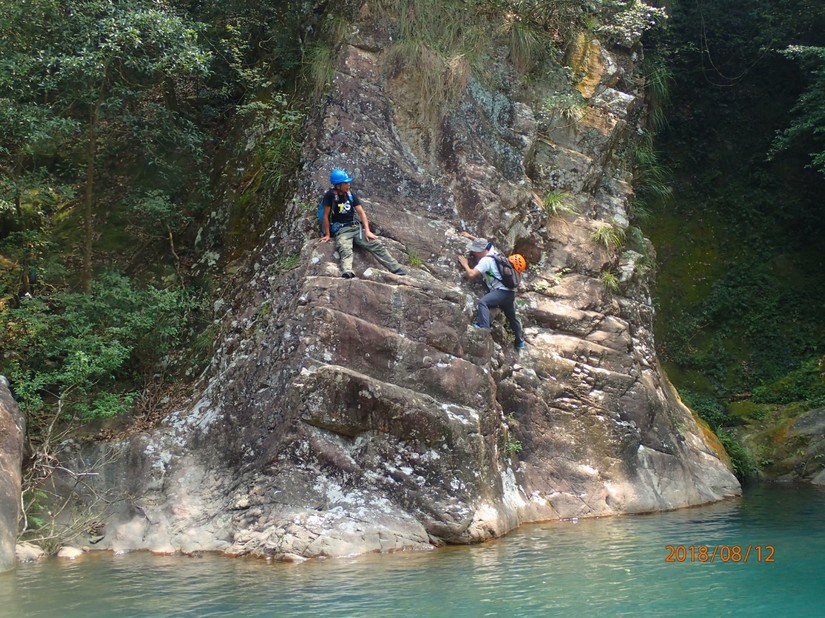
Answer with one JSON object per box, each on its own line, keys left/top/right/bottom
{"left": 508, "top": 253, "right": 527, "bottom": 273}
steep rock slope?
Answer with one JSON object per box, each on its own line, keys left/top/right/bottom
{"left": 69, "top": 10, "right": 739, "bottom": 558}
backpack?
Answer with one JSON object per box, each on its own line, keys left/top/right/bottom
{"left": 317, "top": 200, "right": 326, "bottom": 236}
{"left": 491, "top": 253, "right": 522, "bottom": 289}
{"left": 317, "top": 190, "right": 355, "bottom": 235}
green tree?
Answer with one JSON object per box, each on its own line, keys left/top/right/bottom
{"left": 770, "top": 45, "right": 825, "bottom": 178}
{"left": 646, "top": 0, "right": 825, "bottom": 404}
{"left": 0, "top": 0, "right": 211, "bottom": 291}
{"left": 1, "top": 272, "right": 193, "bottom": 429}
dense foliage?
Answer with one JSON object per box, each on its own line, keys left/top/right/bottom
{"left": 645, "top": 0, "right": 825, "bottom": 475}
{"left": 771, "top": 45, "right": 825, "bottom": 177}
{"left": 0, "top": 0, "right": 332, "bottom": 443}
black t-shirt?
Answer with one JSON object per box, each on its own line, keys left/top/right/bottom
{"left": 323, "top": 189, "right": 361, "bottom": 225}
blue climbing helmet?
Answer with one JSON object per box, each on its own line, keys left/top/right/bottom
{"left": 330, "top": 169, "right": 353, "bottom": 185}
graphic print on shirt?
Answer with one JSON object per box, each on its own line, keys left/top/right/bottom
{"left": 336, "top": 197, "right": 352, "bottom": 215}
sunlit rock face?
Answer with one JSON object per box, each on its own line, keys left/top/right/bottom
{"left": 65, "top": 10, "right": 739, "bottom": 559}
{"left": 0, "top": 380, "right": 24, "bottom": 572}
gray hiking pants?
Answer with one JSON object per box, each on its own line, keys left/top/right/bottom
{"left": 477, "top": 288, "right": 524, "bottom": 342}
{"left": 334, "top": 224, "right": 402, "bottom": 274}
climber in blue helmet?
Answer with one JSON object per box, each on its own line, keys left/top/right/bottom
{"left": 320, "top": 169, "right": 406, "bottom": 279}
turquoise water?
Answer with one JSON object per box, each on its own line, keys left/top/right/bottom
{"left": 2, "top": 484, "right": 824, "bottom": 617}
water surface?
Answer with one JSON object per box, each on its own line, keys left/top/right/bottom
{"left": 2, "top": 484, "right": 823, "bottom": 617}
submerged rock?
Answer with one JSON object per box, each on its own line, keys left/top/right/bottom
{"left": 15, "top": 542, "right": 45, "bottom": 563}
{"left": 56, "top": 546, "right": 85, "bottom": 560}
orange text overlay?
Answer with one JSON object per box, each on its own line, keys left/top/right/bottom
{"left": 665, "top": 545, "right": 776, "bottom": 563}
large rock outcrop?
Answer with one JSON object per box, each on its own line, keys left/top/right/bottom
{"left": 0, "top": 378, "right": 24, "bottom": 571}
{"left": 737, "top": 406, "right": 825, "bottom": 483}
{"left": 56, "top": 9, "right": 739, "bottom": 558}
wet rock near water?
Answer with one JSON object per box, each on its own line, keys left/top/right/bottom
{"left": 738, "top": 406, "right": 825, "bottom": 484}
{"left": 56, "top": 546, "right": 85, "bottom": 560}
{"left": 15, "top": 542, "right": 45, "bottom": 563}
{"left": 795, "top": 408, "right": 825, "bottom": 484}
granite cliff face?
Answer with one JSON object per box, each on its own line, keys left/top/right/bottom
{"left": 59, "top": 9, "right": 739, "bottom": 558}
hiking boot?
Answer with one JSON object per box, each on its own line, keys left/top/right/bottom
{"left": 515, "top": 339, "right": 526, "bottom": 350}
{"left": 393, "top": 268, "right": 407, "bottom": 276}
{"left": 341, "top": 271, "right": 355, "bottom": 279}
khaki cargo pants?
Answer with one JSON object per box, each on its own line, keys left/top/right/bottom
{"left": 334, "top": 224, "right": 402, "bottom": 274}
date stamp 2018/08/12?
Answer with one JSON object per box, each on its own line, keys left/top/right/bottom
{"left": 665, "top": 545, "right": 775, "bottom": 563}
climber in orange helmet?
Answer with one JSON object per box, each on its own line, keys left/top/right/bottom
{"left": 457, "top": 231, "right": 526, "bottom": 350}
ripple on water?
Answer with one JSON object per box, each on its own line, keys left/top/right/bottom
{"left": 2, "top": 484, "right": 825, "bottom": 618}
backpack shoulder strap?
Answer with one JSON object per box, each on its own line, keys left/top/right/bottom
{"left": 490, "top": 253, "right": 506, "bottom": 278}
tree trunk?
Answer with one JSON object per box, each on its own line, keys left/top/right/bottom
{"left": 82, "top": 124, "right": 96, "bottom": 293}
{"left": 81, "top": 81, "right": 106, "bottom": 293}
